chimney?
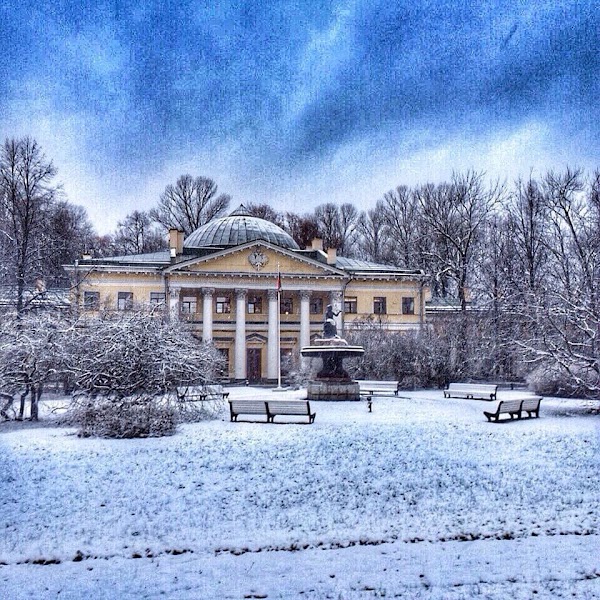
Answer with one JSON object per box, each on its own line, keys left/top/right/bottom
{"left": 327, "top": 247, "right": 337, "bottom": 265}
{"left": 311, "top": 238, "right": 323, "bottom": 251}
{"left": 169, "top": 228, "right": 184, "bottom": 256}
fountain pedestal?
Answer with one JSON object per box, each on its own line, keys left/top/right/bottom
{"left": 301, "top": 338, "right": 364, "bottom": 401}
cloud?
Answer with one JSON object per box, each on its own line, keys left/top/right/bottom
{"left": 1, "top": 0, "right": 599, "bottom": 232}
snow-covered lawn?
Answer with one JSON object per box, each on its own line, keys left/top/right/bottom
{"left": 1, "top": 387, "right": 599, "bottom": 599}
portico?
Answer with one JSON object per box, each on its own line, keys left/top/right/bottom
{"left": 166, "top": 280, "right": 344, "bottom": 382}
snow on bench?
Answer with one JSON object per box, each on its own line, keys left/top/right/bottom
{"left": 176, "top": 384, "right": 230, "bottom": 402}
{"left": 483, "top": 396, "right": 543, "bottom": 422}
{"left": 443, "top": 383, "right": 498, "bottom": 401}
{"left": 357, "top": 380, "right": 400, "bottom": 396}
{"left": 228, "top": 399, "right": 316, "bottom": 424}
{"left": 202, "top": 384, "right": 230, "bottom": 401}
{"left": 265, "top": 400, "right": 316, "bottom": 424}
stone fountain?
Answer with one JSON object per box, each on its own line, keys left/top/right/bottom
{"left": 301, "top": 305, "right": 364, "bottom": 401}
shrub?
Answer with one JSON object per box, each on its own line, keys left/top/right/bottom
{"left": 70, "top": 395, "right": 178, "bottom": 438}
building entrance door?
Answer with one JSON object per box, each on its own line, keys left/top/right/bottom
{"left": 246, "top": 348, "right": 262, "bottom": 383}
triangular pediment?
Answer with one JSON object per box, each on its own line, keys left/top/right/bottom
{"left": 164, "top": 241, "right": 345, "bottom": 279}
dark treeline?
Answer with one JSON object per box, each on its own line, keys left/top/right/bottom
{"left": 2, "top": 136, "right": 600, "bottom": 399}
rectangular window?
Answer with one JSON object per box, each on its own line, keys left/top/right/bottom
{"left": 83, "top": 291, "right": 100, "bottom": 310}
{"left": 310, "top": 297, "right": 323, "bottom": 315}
{"left": 150, "top": 292, "right": 165, "bottom": 306}
{"left": 344, "top": 296, "right": 357, "bottom": 314}
{"left": 216, "top": 296, "right": 231, "bottom": 314}
{"left": 280, "top": 297, "right": 293, "bottom": 314}
{"left": 247, "top": 296, "right": 263, "bottom": 314}
{"left": 217, "top": 348, "right": 230, "bottom": 378}
{"left": 181, "top": 295, "right": 197, "bottom": 314}
{"left": 373, "top": 296, "right": 387, "bottom": 315}
{"left": 117, "top": 291, "right": 133, "bottom": 311}
{"left": 402, "top": 296, "right": 415, "bottom": 315}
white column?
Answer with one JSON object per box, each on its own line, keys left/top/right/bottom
{"left": 202, "top": 287, "right": 214, "bottom": 342}
{"left": 300, "top": 290, "right": 311, "bottom": 349}
{"left": 330, "top": 290, "right": 343, "bottom": 335}
{"left": 234, "top": 288, "right": 247, "bottom": 381}
{"left": 267, "top": 289, "right": 279, "bottom": 380}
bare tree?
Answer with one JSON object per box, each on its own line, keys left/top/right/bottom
{"left": 113, "top": 210, "right": 166, "bottom": 255}
{"left": 150, "top": 175, "right": 231, "bottom": 236}
{"left": 415, "top": 172, "right": 503, "bottom": 310}
{"left": 314, "top": 202, "right": 359, "bottom": 255}
{"left": 356, "top": 200, "right": 390, "bottom": 263}
{"left": 284, "top": 211, "right": 320, "bottom": 249}
{"left": 507, "top": 176, "right": 551, "bottom": 293}
{"left": 245, "top": 203, "right": 285, "bottom": 228}
{"left": 0, "top": 137, "right": 59, "bottom": 315}
{"left": 380, "top": 186, "right": 423, "bottom": 269}
{"left": 40, "top": 201, "right": 97, "bottom": 287}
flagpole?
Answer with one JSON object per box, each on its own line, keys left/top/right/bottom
{"left": 276, "top": 263, "right": 282, "bottom": 389}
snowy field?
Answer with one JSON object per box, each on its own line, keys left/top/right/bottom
{"left": 1, "top": 387, "right": 599, "bottom": 599}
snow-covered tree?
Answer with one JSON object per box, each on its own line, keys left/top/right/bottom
{"left": 0, "top": 313, "right": 63, "bottom": 420}
{"left": 62, "top": 310, "right": 225, "bottom": 436}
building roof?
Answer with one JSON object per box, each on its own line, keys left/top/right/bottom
{"left": 335, "top": 256, "right": 424, "bottom": 276}
{"left": 184, "top": 205, "right": 300, "bottom": 250}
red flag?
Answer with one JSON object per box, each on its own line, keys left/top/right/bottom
{"left": 276, "top": 269, "right": 281, "bottom": 291}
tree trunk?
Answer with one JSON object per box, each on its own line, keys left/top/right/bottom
{"left": 18, "top": 386, "right": 29, "bottom": 420}
{"left": 30, "top": 384, "right": 42, "bottom": 421}
{"left": 1, "top": 393, "right": 14, "bottom": 419}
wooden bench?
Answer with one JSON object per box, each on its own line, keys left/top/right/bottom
{"left": 444, "top": 383, "right": 498, "bottom": 400}
{"left": 483, "top": 397, "right": 542, "bottom": 422}
{"left": 228, "top": 399, "right": 316, "bottom": 424}
{"left": 229, "top": 400, "right": 269, "bottom": 422}
{"left": 177, "top": 384, "right": 230, "bottom": 402}
{"left": 265, "top": 400, "right": 316, "bottom": 424}
{"left": 202, "top": 384, "right": 230, "bottom": 401}
{"left": 520, "top": 396, "right": 542, "bottom": 418}
{"left": 176, "top": 386, "right": 207, "bottom": 402}
{"left": 358, "top": 380, "right": 400, "bottom": 397}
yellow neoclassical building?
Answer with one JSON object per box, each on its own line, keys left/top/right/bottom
{"left": 67, "top": 206, "right": 431, "bottom": 382}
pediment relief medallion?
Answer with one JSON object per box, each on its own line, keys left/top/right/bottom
{"left": 248, "top": 249, "right": 269, "bottom": 271}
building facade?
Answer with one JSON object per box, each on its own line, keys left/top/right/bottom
{"left": 67, "top": 207, "right": 431, "bottom": 382}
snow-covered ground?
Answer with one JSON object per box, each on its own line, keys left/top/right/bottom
{"left": 1, "top": 387, "right": 599, "bottom": 599}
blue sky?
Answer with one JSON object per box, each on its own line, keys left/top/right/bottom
{"left": 1, "top": 0, "right": 598, "bottom": 233}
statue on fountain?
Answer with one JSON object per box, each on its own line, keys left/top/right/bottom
{"left": 301, "top": 302, "right": 364, "bottom": 399}
{"left": 323, "top": 304, "right": 341, "bottom": 338}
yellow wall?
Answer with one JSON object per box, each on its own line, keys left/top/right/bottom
{"left": 72, "top": 247, "right": 430, "bottom": 380}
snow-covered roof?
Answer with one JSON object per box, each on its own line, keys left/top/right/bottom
{"left": 79, "top": 251, "right": 172, "bottom": 266}
{"left": 335, "top": 256, "right": 424, "bottom": 276}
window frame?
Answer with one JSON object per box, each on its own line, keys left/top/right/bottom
{"left": 344, "top": 296, "right": 358, "bottom": 314}
{"left": 117, "top": 291, "right": 133, "bottom": 311}
{"left": 373, "top": 296, "right": 387, "bottom": 315}
{"left": 280, "top": 297, "right": 294, "bottom": 315}
{"left": 310, "top": 297, "right": 323, "bottom": 315}
{"left": 181, "top": 295, "right": 198, "bottom": 314}
{"left": 216, "top": 295, "right": 231, "bottom": 314}
{"left": 402, "top": 296, "right": 415, "bottom": 315}
{"left": 83, "top": 291, "right": 100, "bottom": 311}
{"left": 247, "top": 295, "right": 263, "bottom": 314}
{"left": 150, "top": 292, "right": 165, "bottom": 307}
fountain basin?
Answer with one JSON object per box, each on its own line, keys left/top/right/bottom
{"left": 301, "top": 344, "right": 364, "bottom": 401}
